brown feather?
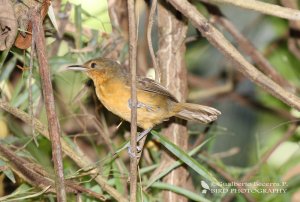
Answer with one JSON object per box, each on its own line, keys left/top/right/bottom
{"left": 174, "top": 103, "right": 221, "bottom": 124}
{"left": 126, "top": 77, "right": 179, "bottom": 102}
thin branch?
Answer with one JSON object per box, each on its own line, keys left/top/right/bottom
{"left": 49, "top": 2, "right": 72, "bottom": 57}
{"left": 203, "top": 3, "right": 295, "bottom": 92}
{"left": 31, "top": 9, "right": 66, "bottom": 202}
{"left": 127, "top": 0, "right": 138, "bottom": 201}
{"left": 281, "top": 0, "right": 300, "bottom": 60}
{"left": 147, "top": 0, "right": 160, "bottom": 82}
{"left": 29, "top": 34, "right": 38, "bottom": 146}
{"left": 0, "top": 144, "right": 57, "bottom": 193}
{"left": 0, "top": 101, "right": 128, "bottom": 202}
{"left": 201, "top": 0, "right": 300, "bottom": 20}
{"left": 0, "top": 144, "right": 106, "bottom": 201}
{"left": 168, "top": 0, "right": 300, "bottom": 111}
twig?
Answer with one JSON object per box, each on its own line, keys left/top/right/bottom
{"left": 29, "top": 33, "right": 38, "bottom": 146}
{"left": 127, "top": 0, "right": 138, "bottom": 201}
{"left": 147, "top": 0, "right": 160, "bottom": 82}
{"left": 0, "top": 144, "right": 106, "bottom": 201}
{"left": 281, "top": 0, "right": 300, "bottom": 60}
{"left": 201, "top": 0, "right": 300, "bottom": 20}
{"left": 50, "top": 2, "right": 72, "bottom": 57}
{"left": 30, "top": 9, "right": 66, "bottom": 202}
{"left": 168, "top": 0, "right": 300, "bottom": 111}
{"left": 0, "top": 100, "right": 128, "bottom": 202}
{"left": 0, "top": 144, "right": 57, "bottom": 193}
{"left": 203, "top": 3, "right": 295, "bottom": 92}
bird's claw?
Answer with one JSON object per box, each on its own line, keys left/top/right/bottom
{"left": 125, "top": 128, "right": 152, "bottom": 158}
{"left": 128, "top": 146, "right": 142, "bottom": 158}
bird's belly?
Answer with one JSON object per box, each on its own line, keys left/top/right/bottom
{"left": 95, "top": 84, "right": 174, "bottom": 129}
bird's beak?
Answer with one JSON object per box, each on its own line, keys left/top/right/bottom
{"left": 66, "top": 65, "right": 87, "bottom": 71}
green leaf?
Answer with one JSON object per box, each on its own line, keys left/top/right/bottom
{"left": 0, "top": 49, "right": 9, "bottom": 69}
{"left": 0, "top": 56, "right": 16, "bottom": 82}
{"left": 74, "top": 4, "right": 83, "bottom": 49}
{"left": 112, "top": 161, "right": 126, "bottom": 195}
{"left": 146, "top": 136, "right": 214, "bottom": 188}
{"left": 47, "top": 3, "right": 59, "bottom": 33}
{"left": 139, "top": 164, "right": 159, "bottom": 175}
{"left": 0, "top": 184, "right": 48, "bottom": 201}
{"left": 0, "top": 159, "right": 15, "bottom": 183}
{"left": 151, "top": 182, "right": 211, "bottom": 202}
{"left": 151, "top": 131, "right": 220, "bottom": 186}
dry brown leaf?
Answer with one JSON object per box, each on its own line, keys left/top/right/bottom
{"left": 13, "top": 0, "right": 50, "bottom": 49}
{"left": 0, "top": 0, "right": 18, "bottom": 51}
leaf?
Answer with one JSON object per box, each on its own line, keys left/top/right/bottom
{"left": 146, "top": 136, "right": 214, "bottom": 188}
{"left": 0, "top": 159, "right": 15, "bottom": 183}
{"left": 14, "top": 0, "right": 51, "bottom": 49}
{"left": 0, "top": 184, "right": 50, "bottom": 201}
{"left": 0, "top": 56, "right": 16, "bottom": 82}
{"left": 47, "top": 3, "right": 58, "bottom": 33}
{"left": 151, "top": 182, "right": 211, "bottom": 202}
{"left": 0, "top": 0, "right": 17, "bottom": 51}
{"left": 151, "top": 131, "right": 220, "bottom": 185}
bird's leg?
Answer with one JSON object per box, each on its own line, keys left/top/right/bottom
{"left": 128, "top": 99, "right": 154, "bottom": 112}
{"left": 127, "top": 127, "right": 153, "bottom": 158}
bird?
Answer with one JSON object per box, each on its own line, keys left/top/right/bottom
{"left": 67, "top": 58, "right": 221, "bottom": 144}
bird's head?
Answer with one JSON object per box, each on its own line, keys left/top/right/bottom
{"left": 67, "top": 57, "right": 124, "bottom": 82}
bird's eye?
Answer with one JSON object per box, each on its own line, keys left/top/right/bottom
{"left": 91, "top": 62, "right": 96, "bottom": 68}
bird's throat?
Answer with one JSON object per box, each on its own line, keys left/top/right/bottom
{"left": 87, "top": 69, "right": 109, "bottom": 85}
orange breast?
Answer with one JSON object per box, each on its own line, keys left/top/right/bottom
{"left": 94, "top": 78, "right": 176, "bottom": 129}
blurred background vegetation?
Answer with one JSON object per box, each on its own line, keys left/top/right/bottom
{"left": 0, "top": 0, "right": 300, "bottom": 201}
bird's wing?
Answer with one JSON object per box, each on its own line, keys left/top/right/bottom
{"left": 132, "top": 77, "right": 179, "bottom": 102}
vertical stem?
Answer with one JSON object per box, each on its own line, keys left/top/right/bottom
{"left": 31, "top": 9, "right": 66, "bottom": 202}
{"left": 127, "top": 0, "right": 138, "bottom": 201}
{"left": 147, "top": 0, "right": 160, "bottom": 82}
{"left": 157, "top": 1, "right": 188, "bottom": 202}
{"left": 157, "top": 1, "right": 189, "bottom": 201}
{"left": 74, "top": 4, "right": 82, "bottom": 49}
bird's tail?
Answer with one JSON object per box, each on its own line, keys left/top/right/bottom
{"left": 173, "top": 103, "right": 221, "bottom": 124}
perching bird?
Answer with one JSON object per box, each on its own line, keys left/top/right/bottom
{"left": 67, "top": 58, "right": 221, "bottom": 140}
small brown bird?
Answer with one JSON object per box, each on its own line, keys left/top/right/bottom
{"left": 67, "top": 58, "right": 221, "bottom": 135}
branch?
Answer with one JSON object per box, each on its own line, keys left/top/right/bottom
{"left": 168, "top": 0, "right": 300, "bottom": 111}
{"left": 202, "top": 0, "right": 300, "bottom": 20}
{"left": 0, "top": 100, "right": 128, "bottom": 202}
{"left": 127, "top": 0, "right": 138, "bottom": 201}
{"left": 0, "top": 144, "right": 106, "bottom": 201}
{"left": 203, "top": 3, "right": 295, "bottom": 92}
{"left": 147, "top": 0, "right": 160, "bottom": 82}
{"left": 31, "top": 9, "right": 66, "bottom": 202}
{"left": 281, "top": 0, "right": 300, "bottom": 61}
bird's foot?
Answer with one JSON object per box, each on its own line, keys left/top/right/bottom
{"left": 126, "top": 128, "right": 152, "bottom": 157}
{"left": 127, "top": 146, "right": 142, "bottom": 158}
{"left": 128, "top": 99, "right": 154, "bottom": 112}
